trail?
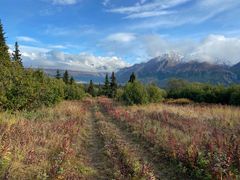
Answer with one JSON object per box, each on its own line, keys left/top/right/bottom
{"left": 85, "top": 104, "right": 115, "bottom": 179}
{"left": 97, "top": 102, "right": 190, "bottom": 180}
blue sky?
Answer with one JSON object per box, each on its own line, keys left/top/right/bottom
{"left": 1, "top": 0, "right": 240, "bottom": 71}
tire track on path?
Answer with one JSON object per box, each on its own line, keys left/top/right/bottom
{"left": 85, "top": 103, "right": 115, "bottom": 179}
{"left": 97, "top": 103, "right": 190, "bottom": 180}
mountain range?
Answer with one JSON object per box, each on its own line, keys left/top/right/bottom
{"left": 117, "top": 54, "right": 240, "bottom": 86}
{"left": 44, "top": 54, "right": 240, "bottom": 86}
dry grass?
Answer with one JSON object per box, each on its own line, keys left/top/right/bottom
{"left": 98, "top": 97, "right": 240, "bottom": 179}
{"left": 1, "top": 98, "right": 240, "bottom": 179}
{"left": 0, "top": 100, "right": 96, "bottom": 179}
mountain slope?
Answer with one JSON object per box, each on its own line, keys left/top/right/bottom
{"left": 231, "top": 62, "right": 240, "bottom": 79}
{"left": 117, "top": 55, "right": 239, "bottom": 86}
{"left": 44, "top": 69, "right": 106, "bottom": 83}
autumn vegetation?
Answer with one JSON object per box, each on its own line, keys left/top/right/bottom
{"left": 0, "top": 20, "right": 240, "bottom": 179}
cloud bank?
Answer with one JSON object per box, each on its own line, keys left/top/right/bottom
{"left": 141, "top": 34, "right": 240, "bottom": 64}
{"left": 19, "top": 46, "right": 129, "bottom": 72}
{"left": 101, "top": 33, "right": 240, "bottom": 65}
{"left": 106, "top": 0, "right": 240, "bottom": 29}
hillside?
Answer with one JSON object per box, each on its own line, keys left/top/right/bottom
{"left": 44, "top": 54, "right": 240, "bottom": 86}
{"left": 43, "top": 69, "right": 106, "bottom": 84}
{"left": 231, "top": 62, "right": 240, "bottom": 79}
{"left": 116, "top": 54, "right": 240, "bottom": 86}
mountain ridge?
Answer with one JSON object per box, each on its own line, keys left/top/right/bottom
{"left": 43, "top": 54, "right": 240, "bottom": 85}
{"left": 116, "top": 55, "right": 240, "bottom": 86}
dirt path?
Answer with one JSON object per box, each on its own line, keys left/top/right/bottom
{"left": 97, "top": 103, "right": 190, "bottom": 180}
{"left": 85, "top": 104, "right": 115, "bottom": 179}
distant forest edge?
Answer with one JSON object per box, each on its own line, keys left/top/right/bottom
{"left": 0, "top": 20, "right": 240, "bottom": 111}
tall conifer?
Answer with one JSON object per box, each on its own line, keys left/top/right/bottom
{"left": 0, "top": 20, "right": 11, "bottom": 66}
{"left": 63, "top": 70, "right": 69, "bottom": 84}
{"left": 56, "top": 69, "right": 61, "bottom": 79}
{"left": 104, "top": 73, "right": 110, "bottom": 96}
{"left": 129, "top": 72, "right": 136, "bottom": 83}
{"left": 88, "top": 80, "right": 94, "bottom": 96}
{"left": 110, "top": 72, "right": 117, "bottom": 98}
{"left": 12, "top": 42, "right": 23, "bottom": 67}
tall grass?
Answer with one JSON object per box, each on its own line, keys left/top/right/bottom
{"left": 98, "top": 97, "right": 240, "bottom": 179}
{"left": 0, "top": 101, "right": 95, "bottom": 179}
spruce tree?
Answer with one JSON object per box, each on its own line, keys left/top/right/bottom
{"left": 104, "top": 73, "right": 110, "bottom": 97}
{"left": 88, "top": 80, "right": 94, "bottom": 96}
{"left": 56, "top": 69, "right": 61, "bottom": 79}
{"left": 0, "top": 20, "right": 12, "bottom": 102}
{"left": 0, "top": 20, "right": 11, "bottom": 66}
{"left": 70, "top": 76, "right": 74, "bottom": 84}
{"left": 12, "top": 41, "right": 23, "bottom": 67}
{"left": 129, "top": 72, "right": 136, "bottom": 83}
{"left": 110, "top": 72, "right": 117, "bottom": 98}
{"left": 63, "top": 70, "right": 69, "bottom": 84}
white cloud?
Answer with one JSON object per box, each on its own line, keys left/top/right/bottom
{"left": 51, "top": 0, "right": 78, "bottom": 5}
{"left": 48, "top": 45, "right": 67, "bottom": 49}
{"left": 108, "top": 0, "right": 190, "bottom": 18}
{"left": 18, "top": 46, "right": 129, "bottom": 72}
{"left": 100, "top": 32, "right": 240, "bottom": 65}
{"left": 45, "top": 25, "right": 97, "bottom": 36}
{"left": 102, "top": 0, "right": 110, "bottom": 6}
{"left": 106, "top": 33, "right": 136, "bottom": 43}
{"left": 192, "top": 35, "right": 240, "bottom": 64}
{"left": 16, "top": 36, "right": 38, "bottom": 43}
{"left": 107, "top": 0, "right": 240, "bottom": 29}
{"left": 126, "top": 10, "right": 175, "bottom": 19}
{"left": 141, "top": 34, "right": 240, "bottom": 64}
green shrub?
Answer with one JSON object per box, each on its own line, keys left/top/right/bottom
{"left": 116, "top": 88, "right": 124, "bottom": 101}
{"left": 167, "top": 79, "right": 240, "bottom": 106}
{"left": 230, "top": 86, "right": 240, "bottom": 105}
{"left": 147, "top": 84, "right": 166, "bottom": 103}
{"left": 65, "top": 84, "right": 85, "bottom": 100}
{"left": 122, "top": 81, "right": 149, "bottom": 105}
{"left": 4, "top": 70, "right": 66, "bottom": 110}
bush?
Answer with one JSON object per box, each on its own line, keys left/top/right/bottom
{"left": 65, "top": 84, "right": 85, "bottom": 100}
{"left": 116, "top": 88, "right": 124, "bottom": 101}
{"left": 122, "top": 81, "right": 149, "bottom": 105}
{"left": 4, "top": 70, "right": 66, "bottom": 110}
{"left": 167, "top": 79, "right": 240, "bottom": 106}
{"left": 165, "top": 98, "right": 193, "bottom": 105}
{"left": 229, "top": 86, "right": 240, "bottom": 105}
{"left": 147, "top": 84, "right": 166, "bottom": 103}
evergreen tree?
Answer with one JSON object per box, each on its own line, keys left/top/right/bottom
{"left": 128, "top": 72, "right": 136, "bottom": 83}
{"left": 56, "top": 69, "right": 61, "bottom": 79}
{"left": 12, "top": 41, "right": 23, "bottom": 67}
{"left": 110, "top": 72, "right": 117, "bottom": 98}
{"left": 97, "top": 83, "right": 103, "bottom": 96}
{"left": 0, "top": 20, "right": 11, "bottom": 66}
{"left": 63, "top": 70, "right": 69, "bottom": 84}
{"left": 88, "top": 80, "right": 94, "bottom": 96}
{"left": 70, "top": 76, "right": 74, "bottom": 84}
{"left": 103, "top": 73, "right": 110, "bottom": 96}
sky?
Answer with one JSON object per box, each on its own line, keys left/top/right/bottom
{"left": 1, "top": 0, "right": 240, "bottom": 72}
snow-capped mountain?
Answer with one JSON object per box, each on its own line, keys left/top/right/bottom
{"left": 116, "top": 54, "right": 240, "bottom": 86}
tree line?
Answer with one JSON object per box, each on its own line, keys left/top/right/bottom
{"left": 167, "top": 79, "right": 240, "bottom": 106}
{"left": 85, "top": 72, "right": 167, "bottom": 105}
{"left": 85, "top": 73, "right": 240, "bottom": 106}
{"left": 0, "top": 20, "right": 85, "bottom": 110}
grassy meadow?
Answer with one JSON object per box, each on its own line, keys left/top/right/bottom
{"left": 0, "top": 98, "right": 240, "bottom": 179}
